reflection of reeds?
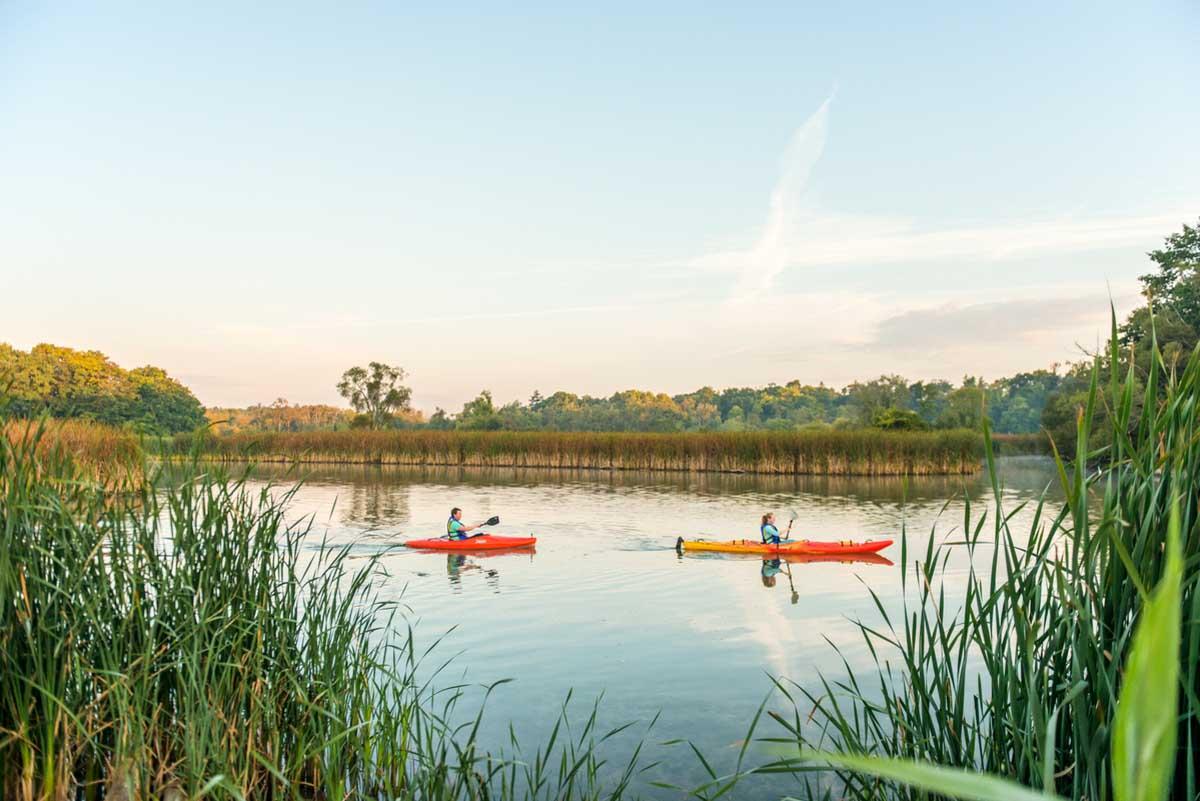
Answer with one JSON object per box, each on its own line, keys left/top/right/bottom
{"left": 990, "top": 431, "right": 1051, "bottom": 455}
{"left": 0, "top": 422, "right": 650, "bottom": 800}
{"left": 170, "top": 429, "right": 983, "bottom": 475}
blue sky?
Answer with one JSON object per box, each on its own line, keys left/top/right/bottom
{"left": 2, "top": 1, "right": 1197, "bottom": 411}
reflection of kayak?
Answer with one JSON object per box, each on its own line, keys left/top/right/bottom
{"left": 682, "top": 551, "right": 893, "bottom": 567}
{"left": 676, "top": 537, "right": 892, "bottom": 556}
{"left": 772, "top": 552, "right": 892, "bottom": 566}
{"left": 405, "top": 535, "right": 537, "bottom": 551}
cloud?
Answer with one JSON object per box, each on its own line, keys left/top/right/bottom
{"left": 690, "top": 98, "right": 1195, "bottom": 295}
{"left": 861, "top": 292, "right": 1136, "bottom": 353}
{"left": 697, "top": 94, "right": 832, "bottom": 300}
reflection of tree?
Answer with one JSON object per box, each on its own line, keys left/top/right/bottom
{"left": 342, "top": 478, "right": 411, "bottom": 528}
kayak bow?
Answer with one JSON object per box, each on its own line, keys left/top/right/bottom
{"left": 676, "top": 537, "right": 892, "bottom": 556}
{"left": 404, "top": 535, "right": 537, "bottom": 551}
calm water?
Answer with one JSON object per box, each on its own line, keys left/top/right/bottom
{"left": 242, "top": 457, "right": 1064, "bottom": 797}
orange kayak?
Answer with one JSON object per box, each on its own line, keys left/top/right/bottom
{"left": 404, "top": 535, "right": 536, "bottom": 551}
{"left": 676, "top": 537, "right": 892, "bottom": 556}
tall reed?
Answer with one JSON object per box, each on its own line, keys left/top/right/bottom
{"left": 2, "top": 417, "right": 142, "bottom": 485}
{"left": 762, "top": 318, "right": 1200, "bottom": 798}
{"left": 0, "top": 422, "right": 651, "bottom": 800}
{"left": 168, "top": 428, "right": 982, "bottom": 476}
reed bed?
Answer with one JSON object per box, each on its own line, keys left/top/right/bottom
{"left": 746, "top": 324, "right": 1200, "bottom": 798}
{"left": 0, "top": 424, "right": 653, "bottom": 801}
{"left": 169, "top": 429, "right": 983, "bottom": 475}
{"left": 2, "top": 417, "right": 142, "bottom": 486}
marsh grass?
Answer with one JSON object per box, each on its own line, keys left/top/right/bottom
{"left": 2, "top": 417, "right": 142, "bottom": 486}
{"left": 168, "top": 429, "right": 983, "bottom": 476}
{"left": 742, "top": 315, "right": 1200, "bottom": 798}
{"left": 0, "top": 422, "right": 655, "bottom": 800}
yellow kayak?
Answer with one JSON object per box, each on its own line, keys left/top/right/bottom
{"left": 675, "top": 537, "right": 893, "bottom": 556}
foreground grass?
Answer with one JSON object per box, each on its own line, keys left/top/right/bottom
{"left": 758, "top": 320, "right": 1200, "bottom": 799}
{"left": 0, "top": 426, "right": 653, "bottom": 801}
{"left": 168, "top": 428, "right": 983, "bottom": 475}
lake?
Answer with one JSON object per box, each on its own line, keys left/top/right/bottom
{"left": 239, "top": 456, "right": 1064, "bottom": 797}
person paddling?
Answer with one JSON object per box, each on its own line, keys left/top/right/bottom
{"left": 446, "top": 508, "right": 501, "bottom": 540}
{"left": 760, "top": 512, "right": 792, "bottom": 545}
{"left": 447, "top": 507, "right": 482, "bottom": 540}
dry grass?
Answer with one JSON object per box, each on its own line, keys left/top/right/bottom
{"left": 2, "top": 418, "right": 142, "bottom": 485}
{"left": 168, "top": 428, "right": 983, "bottom": 475}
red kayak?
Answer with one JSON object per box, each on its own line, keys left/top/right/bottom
{"left": 404, "top": 535, "right": 537, "bottom": 551}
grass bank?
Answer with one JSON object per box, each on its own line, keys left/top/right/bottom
{"left": 0, "top": 425, "right": 650, "bottom": 801}
{"left": 168, "top": 428, "right": 984, "bottom": 475}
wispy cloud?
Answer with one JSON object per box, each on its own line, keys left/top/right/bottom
{"left": 691, "top": 96, "right": 1195, "bottom": 296}
{"left": 702, "top": 93, "right": 833, "bottom": 300}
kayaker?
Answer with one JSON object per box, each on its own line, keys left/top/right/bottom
{"left": 446, "top": 507, "right": 482, "bottom": 540}
{"left": 760, "top": 512, "right": 790, "bottom": 544}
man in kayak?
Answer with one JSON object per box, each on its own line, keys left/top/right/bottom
{"left": 760, "top": 512, "right": 791, "bottom": 544}
{"left": 447, "top": 507, "right": 482, "bottom": 540}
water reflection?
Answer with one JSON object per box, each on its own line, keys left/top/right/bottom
{"left": 208, "top": 456, "right": 1063, "bottom": 795}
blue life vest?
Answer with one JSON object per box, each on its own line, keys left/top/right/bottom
{"left": 447, "top": 517, "right": 467, "bottom": 539}
{"left": 761, "top": 523, "right": 781, "bottom": 543}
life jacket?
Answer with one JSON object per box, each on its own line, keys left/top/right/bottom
{"left": 447, "top": 516, "right": 466, "bottom": 539}
{"left": 761, "top": 523, "right": 780, "bottom": 543}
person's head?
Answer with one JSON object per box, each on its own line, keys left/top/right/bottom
{"left": 451, "top": 507, "right": 462, "bottom": 520}
{"left": 761, "top": 512, "right": 775, "bottom": 527}
{"left": 761, "top": 574, "right": 777, "bottom": 588}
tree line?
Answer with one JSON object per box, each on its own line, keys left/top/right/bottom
{"left": 6, "top": 219, "right": 1196, "bottom": 443}
{"left": 366, "top": 218, "right": 1200, "bottom": 446}
{"left": 0, "top": 343, "right": 204, "bottom": 435}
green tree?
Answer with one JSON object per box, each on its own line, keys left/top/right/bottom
{"left": 336, "top": 362, "right": 412, "bottom": 429}
{"left": 128, "top": 366, "right": 205, "bottom": 434}
{"left": 1126, "top": 218, "right": 1200, "bottom": 340}
{"left": 871, "top": 407, "right": 929, "bottom": 431}
{"left": 936, "top": 378, "right": 985, "bottom": 429}
{"left": 457, "top": 390, "right": 500, "bottom": 430}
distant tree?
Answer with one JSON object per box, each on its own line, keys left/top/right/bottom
{"left": 871, "top": 407, "right": 929, "bottom": 431}
{"left": 457, "top": 390, "right": 500, "bottom": 430}
{"left": 336, "top": 362, "right": 412, "bottom": 429}
{"left": 0, "top": 342, "right": 202, "bottom": 433}
{"left": 936, "top": 378, "right": 985, "bottom": 430}
{"left": 128, "top": 366, "right": 205, "bottom": 434}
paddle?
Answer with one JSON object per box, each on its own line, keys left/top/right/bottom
{"left": 467, "top": 515, "right": 501, "bottom": 539}
{"left": 785, "top": 509, "right": 800, "bottom": 540}
{"left": 784, "top": 560, "right": 799, "bottom": 605}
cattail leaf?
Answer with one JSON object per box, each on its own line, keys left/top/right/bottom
{"left": 1111, "top": 502, "right": 1183, "bottom": 801}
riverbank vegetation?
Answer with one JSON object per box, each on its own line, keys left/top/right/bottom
{"left": 2, "top": 417, "right": 142, "bottom": 485}
{"left": 0, "top": 422, "right": 649, "bottom": 801}
{"left": 169, "top": 427, "right": 984, "bottom": 475}
{"left": 761, "top": 314, "right": 1200, "bottom": 798}
{"left": 0, "top": 343, "right": 203, "bottom": 434}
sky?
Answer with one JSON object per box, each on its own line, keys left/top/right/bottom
{"left": 2, "top": 1, "right": 1198, "bottom": 413}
